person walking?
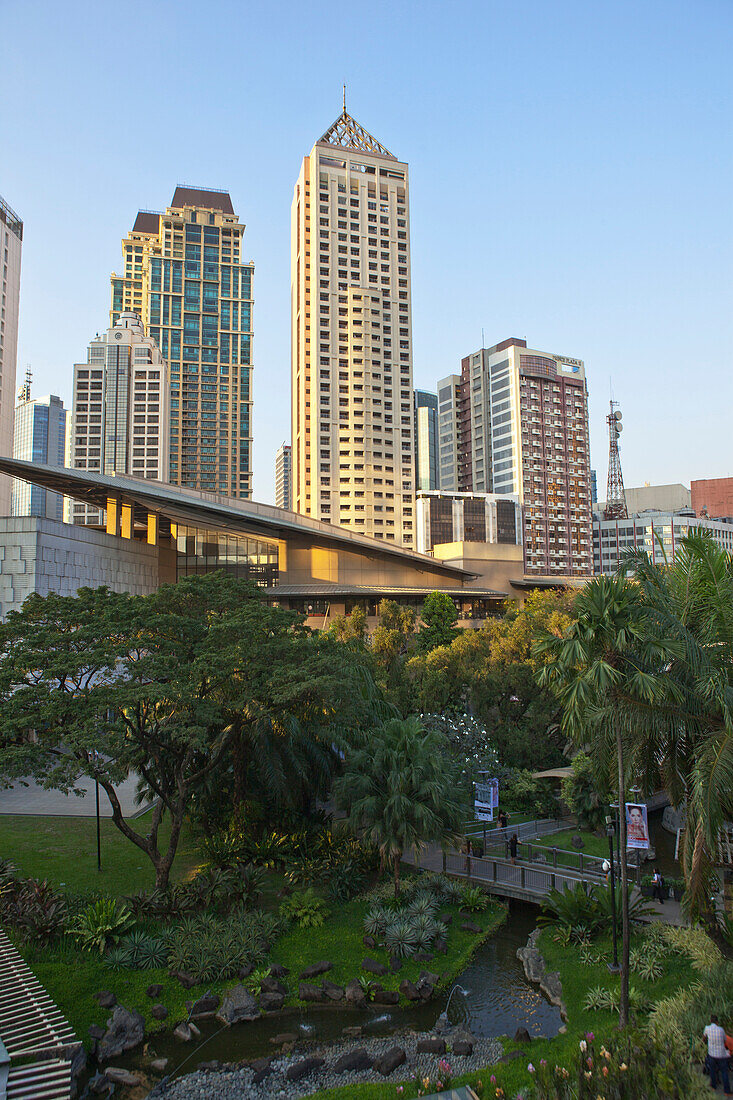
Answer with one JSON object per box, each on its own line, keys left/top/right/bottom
{"left": 498, "top": 809, "right": 509, "bottom": 830}
{"left": 509, "top": 832, "right": 518, "bottom": 865}
{"left": 652, "top": 868, "right": 665, "bottom": 904}
{"left": 703, "top": 1013, "right": 731, "bottom": 1095}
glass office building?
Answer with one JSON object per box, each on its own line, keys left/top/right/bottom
{"left": 12, "top": 382, "right": 67, "bottom": 519}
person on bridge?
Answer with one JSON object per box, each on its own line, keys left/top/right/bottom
{"left": 498, "top": 809, "right": 509, "bottom": 832}
{"left": 509, "top": 832, "right": 518, "bottom": 864}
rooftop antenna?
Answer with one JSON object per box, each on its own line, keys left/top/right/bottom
{"left": 17, "top": 364, "right": 31, "bottom": 404}
{"left": 343, "top": 84, "right": 347, "bottom": 114}
{"left": 481, "top": 326, "right": 485, "bottom": 349}
{"left": 603, "top": 398, "right": 628, "bottom": 520}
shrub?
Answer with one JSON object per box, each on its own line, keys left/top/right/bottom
{"left": 405, "top": 891, "right": 438, "bottom": 918}
{"left": 383, "top": 917, "right": 419, "bottom": 958}
{"left": 10, "top": 879, "right": 68, "bottom": 943}
{"left": 459, "top": 885, "right": 489, "bottom": 912}
{"left": 108, "top": 930, "right": 168, "bottom": 970}
{"left": 363, "top": 905, "right": 390, "bottom": 939}
{"left": 164, "top": 908, "right": 282, "bottom": 983}
{"left": 662, "top": 925, "right": 722, "bottom": 971}
{"left": 538, "top": 882, "right": 600, "bottom": 932}
{"left": 325, "top": 860, "right": 366, "bottom": 903}
{"left": 69, "top": 898, "right": 134, "bottom": 955}
{"left": 592, "top": 883, "right": 654, "bottom": 928}
{"left": 243, "top": 966, "right": 272, "bottom": 995}
{"left": 279, "top": 888, "right": 330, "bottom": 929}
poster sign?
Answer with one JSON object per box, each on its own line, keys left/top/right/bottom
{"left": 474, "top": 778, "right": 499, "bottom": 822}
{"left": 625, "top": 802, "right": 650, "bottom": 850}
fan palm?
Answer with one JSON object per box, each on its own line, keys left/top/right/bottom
{"left": 333, "top": 716, "right": 462, "bottom": 898}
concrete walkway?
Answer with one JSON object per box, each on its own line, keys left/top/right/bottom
{"left": 0, "top": 773, "right": 147, "bottom": 818}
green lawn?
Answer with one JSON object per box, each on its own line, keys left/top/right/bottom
{"left": 528, "top": 827, "right": 610, "bottom": 863}
{"left": 0, "top": 812, "right": 203, "bottom": 896}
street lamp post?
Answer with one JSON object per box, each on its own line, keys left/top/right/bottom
{"left": 604, "top": 815, "right": 620, "bottom": 974}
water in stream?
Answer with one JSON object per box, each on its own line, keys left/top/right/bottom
{"left": 127, "top": 902, "right": 561, "bottom": 1078}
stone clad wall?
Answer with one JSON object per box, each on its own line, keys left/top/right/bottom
{"left": 0, "top": 517, "right": 159, "bottom": 619}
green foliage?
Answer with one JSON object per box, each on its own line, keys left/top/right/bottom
{"left": 69, "top": 898, "right": 134, "bottom": 955}
{"left": 539, "top": 883, "right": 601, "bottom": 932}
{"left": 560, "top": 750, "right": 609, "bottom": 830}
{"left": 363, "top": 904, "right": 390, "bottom": 938}
{"left": 383, "top": 916, "right": 419, "bottom": 958}
{"left": 242, "top": 966, "right": 273, "bottom": 995}
{"left": 416, "top": 591, "right": 459, "bottom": 653}
{"left": 0, "top": 874, "right": 69, "bottom": 943}
{"left": 499, "top": 767, "right": 558, "bottom": 818}
{"left": 459, "top": 885, "right": 489, "bottom": 912}
{"left": 279, "top": 888, "right": 330, "bottom": 928}
{"left": 107, "top": 930, "right": 168, "bottom": 970}
{"left": 164, "top": 909, "right": 282, "bottom": 983}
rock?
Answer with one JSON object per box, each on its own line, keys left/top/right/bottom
{"left": 69, "top": 1045, "right": 86, "bottom": 1100}
{"left": 399, "top": 979, "right": 420, "bottom": 1001}
{"left": 559, "top": 1025, "right": 568, "bottom": 1034}
{"left": 419, "top": 970, "right": 440, "bottom": 986}
{"left": 299, "top": 960, "right": 333, "bottom": 980}
{"left": 389, "top": 956, "right": 403, "bottom": 972}
{"left": 170, "top": 969, "right": 198, "bottom": 989}
{"left": 363, "top": 935, "right": 377, "bottom": 948}
{"left": 361, "top": 957, "right": 388, "bottom": 977}
{"left": 89, "top": 1024, "right": 106, "bottom": 1040}
{"left": 417, "top": 1037, "right": 446, "bottom": 1054}
{"left": 269, "top": 964, "right": 289, "bottom": 979}
{"left": 461, "top": 920, "right": 482, "bottom": 934}
{"left": 416, "top": 979, "right": 435, "bottom": 1001}
{"left": 88, "top": 1073, "right": 113, "bottom": 1095}
{"left": 299, "top": 982, "right": 325, "bottom": 1002}
{"left": 344, "top": 979, "right": 367, "bottom": 1007}
{"left": 238, "top": 963, "right": 255, "bottom": 979}
{"left": 151, "top": 1004, "right": 168, "bottom": 1021}
{"left": 286, "top": 1056, "right": 325, "bottom": 1081}
{"left": 253, "top": 1067, "right": 273, "bottom": 1084}
{"left": 499, "top": 1050, "right": 524, "bottom": 1063}
{"left": 261, "top": 975, "right": 287, "bottom": 996}
{"left": 97, "top": 1006, "right": 145, "bottom": 1061}
{"left": 216, "top": 985, "right": 260, "bottom": 1025}
{"left": 415, "top": 951, "right": 434, "bottom": 962}
{"left": 373, "top": 989, "right": 399, "bottom": 1005}
{"left": 259, "top": 992, "right": 285, "bottom": 1012}
{"left": 334, "top": 1047, "right": 373, "bottom": 1073}
{"left": 434, "top": 937, "right": 448, "bottom": 954}
{"left": 174, "top": 1023, "right": 193, "bottom": 1042}
{"left": 514, "top": 1026, "right": 531, "bottom": 1043}
{"left": 571, "top": 834, "right": 585, "bottom": 849}
{"left": 94, "top": 991, "right": 117, "bottom": 1009}
{"left": 146, "top": 984, "right": 163, "bottom": 999}
{"left": 374, "top": 1046, "right": 406, "bottom": 1076}
{"left": 270, "top": 1032, "right": 298, "bottom": 1044}
{"left": 321, "top": 980, "right": 344, "bottom": 1001}
{"left": 438, "top": 912, "right": 453, "bottom": 925}
{"left": 453, "top": 1039, "right": 474, "bottom": 1055}
{"left": 189, "top": 1021, "right": 201, "bottom": 1037}
{"left": 251, "top": 1056, "right": 273, "bottom": 1073}
{"left": 197, "top": 1060, "right": 221, "bottom": 1070}
{"left": 150, "top": 1058, "right": 168, "bottom": 1072}
{"left": 188, "top": 993, "right": 220, "bottom": 1018}
{"left": 517, "top": 928, "right": 568, "bottom": 1019}
{"left": 342, "top": 1025, "right": 363, "bottom": 1037}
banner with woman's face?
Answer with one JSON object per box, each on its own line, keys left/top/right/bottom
{"left": 625, "top": 802, "right": 650, "bottom": 849}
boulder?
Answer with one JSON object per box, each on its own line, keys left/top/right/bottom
{"left": 362, "top": 935, "right": 377, "bottom": 949}
{"left": 461, "top": 920, "right": 482, "bottom": 934}
{"left": 188, "top": 993, "right": 220, "bottom": 1018}
{"left": 334, "top": 1047, "right": 373, "bottom": 1073}
{"left": 106, "top": 1067, "right": 139, "bottom": 1086}
{"left": 270, "top": 1032, "right": 298, "bottom": 1044}
{"left": 361, "top": 957, "right": 388, "bottom": 977}
{"left": 342, "top": 1025, "right": 363, "bottom": 1037}
{"left": 173, "top": 1022, "right": 193, "bottom": 1042}
{"left": 170, "top": 969, "right": 198, "bottom": 989}
{"left": 150, "top": 1058, "right": 168, "bottom": 1073}
{"left": 88, "top": 1025, "right": 106, "bottom": 1040}
{"left": 94, "top": 991, "right": 117, "bottom": 1009}
{"left": 197, "top": 1060, "right": 221, "bottom": 1070}
{"left": 269, "top": 964, "right": 289, "bottom": 979}
{"left": 399, "top": 979, "right": 420, "bottom": 1001}
{"left": 438, "top": 912, "right": 453, "bottom": 925}
{"left": 417, "top": 1038, "right": 446, "bottom": 1054}
{"left": 253, "top": 1066, "right": 273, "bottom": 1084}
{"left": 416, "top": 979, "right": 435, "bottom": 1001}
{"left": 321, "top": 980, "right": 344, "bottom": 1001}
{"left": 146, "top": 984, "right": 163, "bottom": 999}
{"left": 344, "top": 979, "right": 367, "bottom": 1007}
{"left": 286, "top": 1056, "right": 325, "bottom": 1081}
{"left": 419, "top": 970, "right": 440, "bottom": 986}
{"left": 571, "top": 834, "right": 585, "bottom": 850}
{"left": 298, "top": 982, "right": 325, "bottom": 1002}
{"left": 299, "top": 960, "right": 333, "bottom": 980}
{"left": 238, "top": 963, "right": 255, "bottom": 979}
{"left": 415, "top": 951, "right": 434, "bottom": 962}
{"left": 260, "top": 975, "right": 287, "bottom": 996}
{"left": 97, "top": 1006, "right": 145, "bottom": 1060}
{"left": 389, "top": 956, "right": 403, "bottom": 972}
{"left": 216, "top": 985, "right": 260, "bottom": 1025}
{"left": 151, "top": 1004, "right": 168, "bottom": 1021}
{"left": 188, "top": 1021, "right": 201, "bottom": 1038}
{"left": 69, "top": 1045, "right": 86, "bottom": 1100}
{"left": 88, "top": 1073, "right": 113, "bottom": 1095}
{"left": 259, "top": 992, "right": 285, "bottom": 1012}
{"left": 453, "top": 1039, "right": 474, "bottom": 1055}
{"left": 374, "top": 1046, "right": 406, "bottom": 1076}
{"left": 434, "top": 937, "right": 448, "bottom": 954}
{"left": 251, "top": 1056, "right": 273, "bottom": 1074}
{"left": 373, "top": 989, "right": 399, "bottom": 1005}
{"left": 498, "top": 1050, "right": 524, "bottom": 1063}
{"left": 514, "top": 1026, "right": 531, "bottom": 1043}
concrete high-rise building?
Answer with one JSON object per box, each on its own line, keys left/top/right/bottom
{"left": 691, "top": 477, "right": 733, "bottom": 519}
{"left": 275, "top": 443, "right": 292, "bottom": 510}
{"left": 291, "top": 102, "right": 415, "bottom": 546}
{"left": 454, "top": 339, "right": 592, "bottom": 577}
{"left": 70, "top": 312, "right": 169, "bottom": 525}
{"left": 437, "top": 374, "right": 461, "bottom": 491}
{"left": 12, "top": 376, "right": 67, "bottom": 520}
{"left": 594, "top": 509, "right": 733, "bottom": 574}
{"left": 414, "top": 390, "right": 438, "bottom": 491}
{"left": 111, "top": 187, "right": 253, "bottom": 498}
{"left": 0, "top": 196, "right": 23, "bottom": 515}
{"left": 416, "top": 490, "right": 522, "bottom": 553}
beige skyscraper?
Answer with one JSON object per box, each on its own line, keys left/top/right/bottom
{"left": 291, "top": 102, "right": 415, "bottom": 546}
{"left": 0, "top": 196, "right": 23, "bottom": 515}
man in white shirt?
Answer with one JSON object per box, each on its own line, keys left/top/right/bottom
{"left": 703, "top": 1013, "right": 731, "bottom": 1094}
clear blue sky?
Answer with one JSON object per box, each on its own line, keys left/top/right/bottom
{"left": 2, "top": 0, "right": 731, "bottom": 503}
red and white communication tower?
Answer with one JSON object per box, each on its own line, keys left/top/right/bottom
{"left": 603, "top": 401, "right": 628, "bottom": 520}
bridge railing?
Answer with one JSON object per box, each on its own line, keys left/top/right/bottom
{"left": 463, "top": 817, "right": 569, "bottom": 843}
{"left": 444, "top": 850, "right": 597, "bottom": 896}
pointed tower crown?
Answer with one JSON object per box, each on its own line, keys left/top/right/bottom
{"left": 317, "top": 110, "right": 396, "bottom": 159}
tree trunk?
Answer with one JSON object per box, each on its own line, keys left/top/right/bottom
{"left": 394, "top": 851, "right": 401, "bottom": 900}
{"left": 232, "top": 723, "right": 248, "bottom": 815}
{"left": 615, "top": 720, "right": 630, "bottom": 1028}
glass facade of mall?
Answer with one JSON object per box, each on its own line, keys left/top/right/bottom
{"left": 173, "top": 524, "right": 278, "bottom": 586}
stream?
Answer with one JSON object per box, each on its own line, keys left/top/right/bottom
{"left": 120, "top": 901, "right": 561, "bottom": 1080}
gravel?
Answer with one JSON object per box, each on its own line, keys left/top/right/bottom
{"left": 147, "top": 1026, "right": 504, "bottom": 1100}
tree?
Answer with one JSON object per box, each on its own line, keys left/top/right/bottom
{"left": 333, "top": 716, "right": 463, "bottom": 897}
{"left": 535, "top": 574, "right": 675, "bottom": 1026}
{"left": 0, "top": 574, "right": 378, "bottom": 889}
{"left": 416, "top": 592, "right": 459, "bottom": 653}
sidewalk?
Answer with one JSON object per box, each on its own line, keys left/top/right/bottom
{"left": 0, "top": 773, "right": 146, "bottom": 818}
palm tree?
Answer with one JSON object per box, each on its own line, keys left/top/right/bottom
{"left": 535, "top": 574, "right": 675, "bottom": 1026}
{"left": 624, "top": 535, "right": 733, "bottom": 930}
{"left": 333, "top": 715, "right": 463, "bottom": 898}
